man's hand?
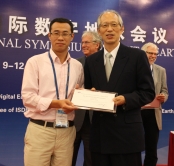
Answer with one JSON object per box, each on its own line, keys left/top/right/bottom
{"left": 91, "top": 87, "right": 96, "bottom": 91}
{"left": 75, "top": 84, "right": 79, "bottom": 89}
{"left": 49, "top": 99, "right": 77, "bottom": 114}
{"left": 113, "top": 95, "right": 126, "bottom": 106}
{"left": 156, "top": 93, "right": 165, "bottom": 103}
{"left": 58, "top": 99, "right": 77, "bottom": 113}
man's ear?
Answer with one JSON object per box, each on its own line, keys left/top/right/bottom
{"left": 97, "top": 28, "right": 101, "bottom": 37}
{"left": 121, "top": 26, "right": 124, "bottom": 34}
{"left": 96, "top": 43, "right": 100, "bottom": 50}
{"left": 48, "top": 33, "right": 51, "bottom": 40}
{"left": 70, "top": 33, "right": 74, "bottom": 41}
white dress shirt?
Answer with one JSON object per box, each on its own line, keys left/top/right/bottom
{"left": 103, "top": 42, "right": 120, "bottom": 67}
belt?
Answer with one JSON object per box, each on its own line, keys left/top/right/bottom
{"left": 30, "top": 118, "right": 74, "bottom": 128}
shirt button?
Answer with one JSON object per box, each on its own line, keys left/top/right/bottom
{"left": 114, "top": 114, "right": 117, "bottom": 117}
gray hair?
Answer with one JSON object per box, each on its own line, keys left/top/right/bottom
{"left": 97, "top": 9, "right": 124, "bottom": 28}
{"left": 141, "top": 42, "right": 159, "bottom": 52}
{"left": 82, "top": 31, "right": 103, "bottom": 50}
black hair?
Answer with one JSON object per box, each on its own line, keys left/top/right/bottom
{"left": 49, "top": 18, "right": 73, "bottom": 33}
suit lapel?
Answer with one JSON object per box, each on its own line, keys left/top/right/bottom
{"left": 93, "top": 44, "right": 129, "bottom": 91}
{"left": 108, "top": 44, "right": 129, "bottom": 91}
{"left": 78, "top": 56, "right": 86, "bottom": 67}
{"left": 94, "top": 50, "right": 108, "bottom": 90}
{"left": 152, "top": 64, "right": 158, "bottom": 93}
{"left": 82, "top": 56, "right": 86, "bottom": 67}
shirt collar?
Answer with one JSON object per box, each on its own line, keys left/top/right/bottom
{"left": 150, "top": 64, "right": 153, "bottom": 71}
{"left": 50, "top": 48, "right": 71, "bottom": 63}
{"left": 104, "top": 42, "right": 120, "bottom": 58}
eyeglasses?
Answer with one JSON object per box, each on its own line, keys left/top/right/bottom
{"left": 50, "top": 32, "right": 72, "bottom": 38}
{"left": 146, "top": 51, "right": 158, "bottom": 56}
{"left": 100, "top": 22, "right": 120, "bottom": 28}
{"left": 81, "top": 41, "right": 96, "bottom": 45}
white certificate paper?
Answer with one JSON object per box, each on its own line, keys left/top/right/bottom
{"left": 71, "top": 89, "right": 117, "bottom": 113}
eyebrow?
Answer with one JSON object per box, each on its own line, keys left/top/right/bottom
{"left": 53, "top": 30, "right": 69, "bottom": 33}
{"left": 102, "top": 21, "right": 118, "bottom": 23}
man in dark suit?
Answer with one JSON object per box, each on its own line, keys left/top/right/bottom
{"left": 141, "top": 42, "right": 168, "bottom": 166}
{"left": 84, "top": 10, "right": 155, "bottom": 166}
{"left": 72, "top": 31, "right": 102, "bottom": 166}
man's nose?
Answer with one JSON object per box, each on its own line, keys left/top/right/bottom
{"left": 107, "top": 24, "right": 114, "bottom": 31}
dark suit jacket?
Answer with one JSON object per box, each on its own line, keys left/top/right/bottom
{"left": 78, "top": 56, "right": 86, "bottom": 67}
{"left": 84, "top": 43, "right": 155, "bottom": 154}
{"left": 74, "top": 56, "right": 93, "bottom": 132}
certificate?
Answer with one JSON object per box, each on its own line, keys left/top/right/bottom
{"left": 71, "top": 89, "right": 117, "bottom": 113}
{"left": 141, "top": 98, "right": 160, "bottom": 109}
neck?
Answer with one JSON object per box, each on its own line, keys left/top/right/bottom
{"left": 53, "top": 49, "right": 68, "bottom": 63}
{"left": 58, "top": 53, "right": 68, "bottom": 63}
{"left": 104, "top": 42, "right": 119, "bottom": 53}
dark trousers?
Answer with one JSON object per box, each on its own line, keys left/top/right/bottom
{"left": 91, "top": 152, "right": 142, "bottom": 166}
{"left": 72, "top": 112, "right": 92, "bottom": 166}
{"left": 141, "top": 109, "right": 159, "bottom": 166}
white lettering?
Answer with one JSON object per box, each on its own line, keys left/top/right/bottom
{"left": 166, "top": 48, "right": 174, "bottom": 57}
{"left": 0, "top": 108, "right": 7, "bottom": 112}
{"left": 0, "top": 38, "right": 6, "bottom": 47}
{"left": 152, "top": 27, "right": 168, "bottom": 44}
{"left": 69, "top": 42, "right": 81, "bottom": 52}
{"left": 16, "top": 107, "right": 26, "bottom": 112}
{"left": 17, "top": 94, "right": 22, "bottom": 99}
{"left": 162, "top": 109, "right": 174, "bottom": 113}
{"left": 32, "top": 40, "right": 40, "bottom": 49}
{"left": 6, "top": 38, "right": 14, "bottom": 47}
{"left": 159, "top": 48, "right": 174, "bottom": 57}
{"left": 35, "top": 17, "right": 50, "bottom": 36}
{"left": 0, "top": 94, "right": 15, "bottom": 100}
{"left": 85, "top": 22, "right": 97, "bottom": 32}
{"left": 8, "top": 107, "right": 14, "bottom": 112}
{"left": 25, "top": 39, "right": 31, "bottom": 48}
{"left": 15, "top": 38, "right": 22, "bottom": 48}
{"left": 130, "top": 25, "right": 146, "bottom": 43}
{"left": 40, "top": 40, "right": 50, "bottom": 49}
{"left": 9, "top": 16, "right": 28, "bottom": 34}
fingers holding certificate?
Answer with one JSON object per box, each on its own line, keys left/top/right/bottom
{"left": 71, "top": 89, "right": 118, "bottom": 113}
{"left": 113, "top": 95, "right": 126, "bottom": 106}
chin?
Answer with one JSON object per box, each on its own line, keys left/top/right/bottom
{"left": 106, "top": 40, "right": 116, "bottom": 44}
{"left": 83, "top": 51, "right": 89, "bottom": 55}
{"left": 105, "top": 37, "right": 116, "bottom": 41}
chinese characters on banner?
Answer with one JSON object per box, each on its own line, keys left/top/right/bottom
{"left": 8, "top": 16, "right": 168, "bottom": 44}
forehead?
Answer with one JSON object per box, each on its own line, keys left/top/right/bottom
{"left": 82, "top": 35, "right": 93, "bottom": 41}
{"left": 147, "top": 46, "right": 158, "bottom": 52}
{"left": 100, "top": 12, "right": 118, "bottom": 22}
{"left": 51, "top": 22, "right": 71, "bottom": 32}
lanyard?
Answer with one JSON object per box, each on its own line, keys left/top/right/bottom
{"left": 48, "top": 51, "right": 70, "bottom": 99}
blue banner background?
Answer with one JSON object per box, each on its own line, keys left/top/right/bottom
{"left": 0, "top": 0, "right": 174, "bottom": 165}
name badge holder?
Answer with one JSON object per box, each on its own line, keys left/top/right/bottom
{"left": 48, "top": 51, "right": 70, "bottom": 128}
{"left": 55, "top": 109, "right": 69, "bottom": 128}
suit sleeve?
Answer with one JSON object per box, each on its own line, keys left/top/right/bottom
{"left": 160, "top": 68, "right": 169, "bottom": 103}
{"left": 123, "top": 51, "right": 155, "bottom": 110}
{"left": 84, "top": 57, "right": 92, "bottom": 89}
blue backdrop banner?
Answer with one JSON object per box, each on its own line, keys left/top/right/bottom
{"left": 0, "top": 0, "right": 174, "bottom": 165}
